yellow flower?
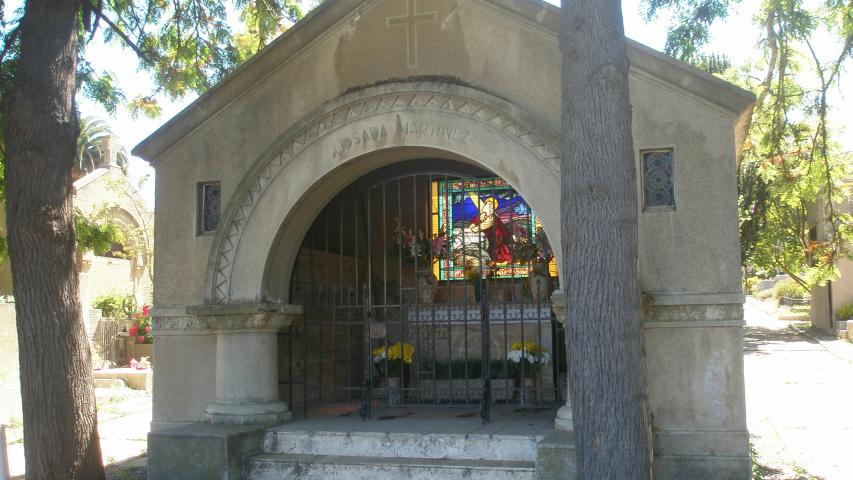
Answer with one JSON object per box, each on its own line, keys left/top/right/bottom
{"left": 510, "top": 341, "right": 543, "bottom": 353}
{"left": 373, "top": 342, "right": 415, "bottom": 364}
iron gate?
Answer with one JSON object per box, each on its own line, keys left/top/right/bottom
{"left": 282, "top": 170, "right": 564, "bottom": 422}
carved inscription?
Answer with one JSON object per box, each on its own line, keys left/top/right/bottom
{"left": 333, "top": 117, "right": 470, "bottom": 159}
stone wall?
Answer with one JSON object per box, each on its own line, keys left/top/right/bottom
{"left": 0, "top": 303, "right": 21, "bottom": 424}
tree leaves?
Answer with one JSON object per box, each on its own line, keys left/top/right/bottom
{"left": 646, "top": 0, "right": 853, "bottom": 290}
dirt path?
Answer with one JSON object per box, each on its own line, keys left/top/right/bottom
{"left": 744, "top": 297, "right": 853, "bottom": 480}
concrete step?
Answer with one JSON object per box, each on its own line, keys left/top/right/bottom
{"left": 263, "top": 428, "right": 539, "bottom": 461}
{"left": 247, "top": 453, "right": 536, "bottom": 480}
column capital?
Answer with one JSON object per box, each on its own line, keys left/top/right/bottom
{"left": 152, "top": 303, "right": 302, "bottom": 334}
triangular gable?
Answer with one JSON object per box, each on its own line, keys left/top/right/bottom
{"left": 133, "top": 0, "right": 754, "bottom": 162}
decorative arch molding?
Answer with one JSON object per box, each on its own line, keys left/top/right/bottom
{"left": 205, "top": 80, "right": 562, "bottom": 304}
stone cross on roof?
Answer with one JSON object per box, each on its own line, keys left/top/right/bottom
{"left": 386, "top": 0, "right": 437, "bottom": 69}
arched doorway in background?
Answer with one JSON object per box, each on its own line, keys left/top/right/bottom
{"left": 279, "top": 159, "right": 565, "bottom": 423}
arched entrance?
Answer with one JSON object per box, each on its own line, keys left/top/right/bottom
{"left": 280, "top": 160, "right": 565, "bottom": 422}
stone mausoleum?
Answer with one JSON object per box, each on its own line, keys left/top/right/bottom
{"left": 134, "top": 0, "right": 755, "bottom": 478}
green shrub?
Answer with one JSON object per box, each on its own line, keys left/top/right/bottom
{"left": 773, "top": 279, "right": 807, "bottom": 301}
{"left": 836, "top": 304, "right": 853, "bottom": 320}
{"left": 744, "top": 276, "right": 760, "bottom": 294}
{"left": 93, "top": 292, "right": 127, "bottom": 319}
{"left": 420, "top": 359, "right": 539, "bottom": 380}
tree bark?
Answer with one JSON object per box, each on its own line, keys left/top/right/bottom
{"left": 2, "top": 0, "right": 105, "bottom": 478}
{"left": 560, "top": 1, "right": 653, "bottom": 478}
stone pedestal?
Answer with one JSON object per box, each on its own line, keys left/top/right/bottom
{"left": 173, "top": 303, "right": 300, "bottom": 425}
{"left": 550, "top": 291, "right": 573, "bottom": 431}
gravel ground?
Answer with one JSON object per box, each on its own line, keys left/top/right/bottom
{"left": 5, "top": 384, "right": 151, "bottom": 479}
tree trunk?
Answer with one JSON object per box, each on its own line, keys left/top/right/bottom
{"left": 2, "top": 0, "right": 105, "bottom": 478}
{"left": 559, "top": 1, "right": 653, "bottom": 478}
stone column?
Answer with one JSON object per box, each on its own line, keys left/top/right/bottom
{"left": 550, "top": 291, "right": 573, "bottom": 431}
{"left": 182, "top": 303, "right": 300, "bottom": 425}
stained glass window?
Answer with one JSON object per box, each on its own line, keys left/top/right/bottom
{"left": 199, "top": 182, "right": 221, "bottom": 234}
{"left": 642, "top": 150, "right": 675, "bottom": 209}
{"left": 430, "top": 177, "right": 555, "bottom": 280}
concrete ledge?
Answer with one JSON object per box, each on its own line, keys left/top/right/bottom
{"left": 94, "top": 368, "right": 153, "bottom": 391}
{"left": 147, "top": 422, "right": 267, "bottom": 480}
{"left": 535, "top": 430, "right": 576, "bottom": 480}
{"left": 654, "top": 454, "right": 750, "bottom": 480}
{"left": 653, "top": 429, "right": 748, "bottom": 457}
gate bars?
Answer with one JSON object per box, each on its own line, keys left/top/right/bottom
{"left": 281, "top": 171, "right": 565, "bottom": 423}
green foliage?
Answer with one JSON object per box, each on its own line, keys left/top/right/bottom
{"left": 93, "top": 292, "right": 125, "bottom": 319}
{"left": 421, "top": 359, "right": 532, "bottom": 380}
{"left": 99, "top": 0, "right": 304, "bottom": 113}
{"left": 744, "top": 275, "right": 760, "bottom": 294}
{"left": 74, "top": 209, "right": 125, "bottom": 256}
{"left": 76, "top": 116, "right": 128, "bottom": 175}
{"left": 644, "top": 0, "right": 739, "bottom": 62}
{"left": 836, "top": 303, "right": 853, "bottom": 320}
{"left": 773, "top": 279, "right": 807, "bottom": 300}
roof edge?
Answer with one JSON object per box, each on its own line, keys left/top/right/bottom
{"left": 131, "top": 0, "right": 365, "bottom": 162}
{"left": 625, "top": 39, "right": 756, "bottom": 116}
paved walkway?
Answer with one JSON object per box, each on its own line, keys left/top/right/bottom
{"left": 744, "top": 297, "right": 853, "bottom": 480}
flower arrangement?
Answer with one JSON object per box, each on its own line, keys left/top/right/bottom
{"left": 513, "top": 228, "right": 553, "bottom": 267}
{"left": 127, "top": 305, "right": 152, "bottom": 344}
{"left": 130, "top": 357, "right": 151, "bottom": 370}
{"left": 372, "top": 342, "right": 415, "bottom": 377}
{"left": 392, "top": 218, "right": 448, "bottom": 264}
{"left": 506, "top": 341, "right": 550, "bottom": 377}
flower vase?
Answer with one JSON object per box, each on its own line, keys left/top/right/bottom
{"left": 386, "top": 376, "right": 402, "bottom": 406}
{"left": 416, "top": 270, "right": 437, "bottom": 304}
{"left": 518, "top": 376, "right": 538, "bottom": 406}
{"left": 473, "top": 282, "right": 486, "bottom": 303}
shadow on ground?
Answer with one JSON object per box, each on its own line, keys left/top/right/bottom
{"left": 743, "top": 325, "right": 820, "bottom": 356}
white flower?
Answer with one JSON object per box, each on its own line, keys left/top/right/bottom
{"left": 540, "top": 352, "right": 551, "bottom": 365}
{"left": 507, "top": 350, "right": 523, "bottom": 363}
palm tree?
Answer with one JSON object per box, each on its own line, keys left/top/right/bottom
{"left": 74, "top": 116, "right": 128, "bottom": 179}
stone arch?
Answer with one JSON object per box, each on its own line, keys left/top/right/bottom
{"left": 205, "top": 80, "right": 562, "bottom": 304}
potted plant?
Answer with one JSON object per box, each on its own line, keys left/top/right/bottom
{"left": 127, "top": 305, "right": 153, "bottom": 364}
{"left": 507, "top": 341, "right": 551, "bottom": 405}
{"left": 371, "top": 342, "right": 415, "bottom": 405}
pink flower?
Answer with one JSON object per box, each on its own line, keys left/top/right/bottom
{"left": 145, "top": 326, "right": 152, "bottom": 333}
{"left": 129, "top": 325, "right": 139, "bottom": 336}
{"left": 431, "top": 233, "right": 447, "bottom": 256}
{"left": 133, "top": 313, "right": 140, "bottom": 319}
{"left": 137, "top": 335, "right": 146, "bottom": 344}
{"left": 141, "top": 305, "right": 150, "bottom": 316}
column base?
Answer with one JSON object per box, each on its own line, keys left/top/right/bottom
{"left": 555, "top": 404, "right": 574, "bottom": 431}
{"left": 205, "top": 400, "right": 291, "bottom": 425}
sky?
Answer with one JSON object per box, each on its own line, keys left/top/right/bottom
{"left": 6, "top": 0, "right": 852, "bottom": 207}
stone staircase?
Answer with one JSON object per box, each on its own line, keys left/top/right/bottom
{"left": 246, "top": 427, "right": 541, "bottom": 479}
